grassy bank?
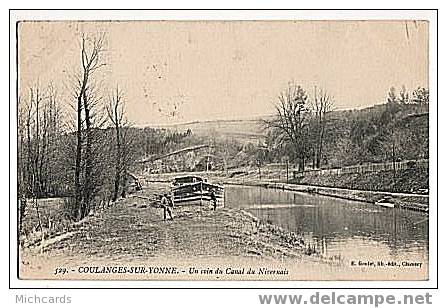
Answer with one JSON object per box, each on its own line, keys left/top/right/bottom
{"left": 20, "top": 183, "right": 324, "bottom": 279}
{"left": 291, "top": 166, "right": 429, "bottom": 194}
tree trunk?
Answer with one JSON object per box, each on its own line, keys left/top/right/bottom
{"left": 316, "top": 144, "right": 321, "bottom": 168}
{"left": 26, "top": 116, "right": 32, "bottom": 197}
{"left": 113, "top": 166, "right": 120, "bottom": 201}
{"left": 74, "top": 95, "right": 83, "bottom": 220}
{"left": 316, "top": 121, "right": 326, "bottom": 169}
{"left": 112, "top": 153, "right": 121, "bottom": 201}
{"left": 34, "top": 92, "right": 40, "bottom": 197}
{"left": 300, "top": 157, "right": 305, "bottom": 172}
{"left": 392, "top": 138, "right": 396, "bottom": 188}
{"left": 295, "top": 143, "right": 305, "bottom": 172}
{"left": 18, "top": 128, "right": 26, "bottom": 240}
{"left": 82, "top": 98, "right": 93, "bottom": 218}
{"left": 121, "top": 168, "right": 127, "bottom": 198}
{"left": 39, "top": 111, "right": 48, "bottom": 195}
{"left": 112, "top": 105, "right": 121, "bottom": 202}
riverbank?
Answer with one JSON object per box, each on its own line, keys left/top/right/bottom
{"left": 230, "top": 181, "right": 429, "bottom": 213}
{"left": 292, "top": 166, "right": 429, "bottom": 194}
{"left": 20, "top": 181, "right": 428, "bottom": 281}
{"left": 143, "top": 171, "right": 429, "bottom": 213}
{"left": 20, "top": 183, "right": 331, "bottom": 280}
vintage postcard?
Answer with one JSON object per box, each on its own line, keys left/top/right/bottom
{"left": 11, "top": 11, "right": 436, "bottom": 284}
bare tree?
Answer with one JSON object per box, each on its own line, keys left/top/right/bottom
{"left": 30, "top": 85, "right": 44, "bottom": 196}
{"left": 24, "top": 90, "right": 34, "bottom": 196}
{"left": 265, "top": 82, "right": 309, "bottom": 171}
{"left": 310, "top": 87, "right": 334, "bottom": 168}
{"left": 106, "top": 86, "right": 129, "bottom": 201}
{"left": 17, "top": 96, "right": 28, "bottom": 240}
{"left": 44, "top": 84, "right": 64, "bottom": 195}
{"left": 17, "top": 87, "right": 39, "bottom": 242}
{"left": 73, "top": 33, "right": 107, "bottom": 220}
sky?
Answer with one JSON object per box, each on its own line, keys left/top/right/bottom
{"left": 18, "top": 20, "right": 429, "bottom": 125}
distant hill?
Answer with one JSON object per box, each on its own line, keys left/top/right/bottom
{"left": 134, "top": 102, "right": 428, "bottom": 173}
{"left": 143, "top": 103, "right": 429, "bottom": 148}
{"left": 148, "top": 117, "right": 269, "bottom": 142}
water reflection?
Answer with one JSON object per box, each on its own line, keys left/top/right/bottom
{"left": 225, "top": 185, "right": 428, "bottom": 262}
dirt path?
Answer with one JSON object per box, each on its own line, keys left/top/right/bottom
{"left": 22, "top": 185, "right": 425, "bottom": 281}
{"left": 20, "top": 185, "right": 310, "bottom": 270}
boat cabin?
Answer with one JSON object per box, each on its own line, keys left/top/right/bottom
{"left": 172, "top": 176, "right": 207, "bottom": 186}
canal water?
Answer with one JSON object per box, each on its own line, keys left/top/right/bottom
{"left": 225, "top": 185, "right": 428, "bottom": 263}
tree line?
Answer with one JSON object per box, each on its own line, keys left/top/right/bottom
{"left": 263, "top": 82, "right": 428, "bottom": 172}
{"left": 18, "top": 33, "right": 137, "bottom": 227}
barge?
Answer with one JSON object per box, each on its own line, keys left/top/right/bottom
{"left": 171, "top": 176, "right": 225, "bottom": 207}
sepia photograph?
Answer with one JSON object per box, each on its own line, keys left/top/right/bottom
{"left": 12, "top": 11, "right": 435, "bottom": 283}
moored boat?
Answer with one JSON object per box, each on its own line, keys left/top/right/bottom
{"left": 375, "top": 196, "right": 395, "bottom": 208}
{"left": 171, "top": 176, "right": 225, "bottom": 207}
